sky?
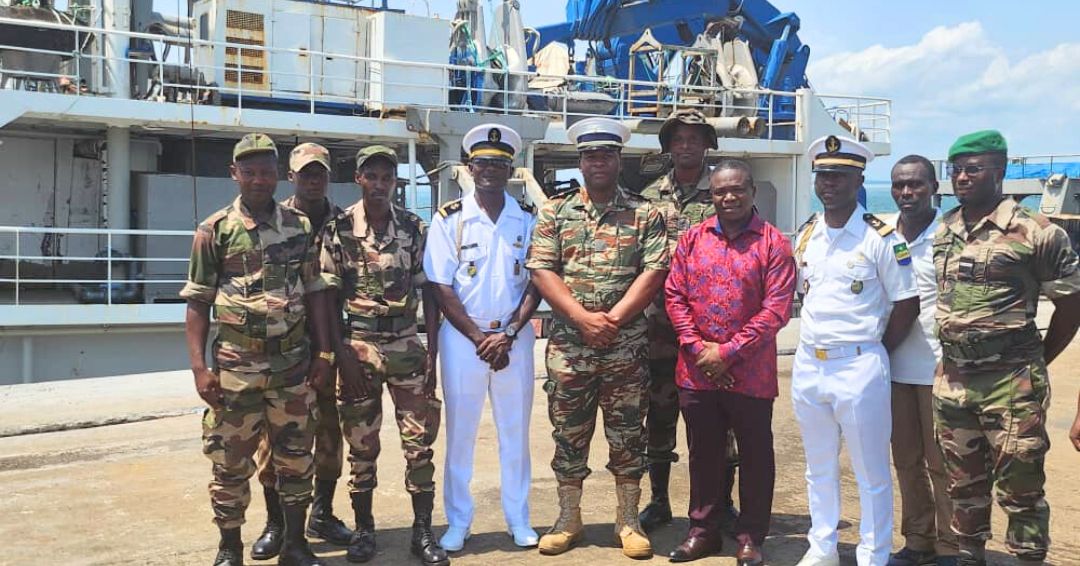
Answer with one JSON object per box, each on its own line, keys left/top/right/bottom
{"left": 393, "top": 0, "right": 1080, "bottom": 181}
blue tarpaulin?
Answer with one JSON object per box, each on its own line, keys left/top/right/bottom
{"left": 1006, "top": 162, "right": 1080, "bottom": 180}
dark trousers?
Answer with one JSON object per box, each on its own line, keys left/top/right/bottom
{"left": 679, "top": 387, "right": 774, "bottom": 545}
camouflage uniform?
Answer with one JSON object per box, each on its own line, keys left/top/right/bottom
{"left": 526, "top": 186, "right": 669, "bottom": 481}
{"left": 933, "top": 198, "right": 1080, "bottom": 560}
{"left": 255, "top": 196, "right": 345, "bottom": 488}
{"left": 180, "top": 196, "right": 322, "bottom": 529}
{"left": 319, "top": 201, "right": 441, "bottom": 494}
{"left": 640, "top": 167, "right": 734, "bottom": 466}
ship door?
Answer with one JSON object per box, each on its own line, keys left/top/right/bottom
{"left": 271, "top": 15, "right": 311, "bottom": 94}
{"left": 318, "top": 17, "right": 359, "bottom": 101}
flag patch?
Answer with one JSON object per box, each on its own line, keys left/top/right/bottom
{"left": 893, "top": 243, "right": 912, "bottom": 265}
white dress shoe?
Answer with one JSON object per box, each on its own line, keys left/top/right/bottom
{"left": 508, "top": 525, "right": 539, "bottom": 548}
{"left": 439, "top": 526, "right": 470, "bottom": 552}
{"left": 796, "top": 550, "right": 841, "bottom": 566}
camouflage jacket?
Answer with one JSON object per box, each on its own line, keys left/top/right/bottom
{"left": 640, "top": 167, "right": 714, "bottom": 328}
{"left": 180, "top": 196, "right": 321, "bottom": 379}
{"left": 526, "top": 185, "right": 669, "bottom": 337}
{"left": 934, "top": 198, "right": 1080, "bottom": 368}
{"left": 319, "top": 202, "right": 428, "bottom": 327}
{"left": 280, "top": 195, "right": 344, "bottom": 239}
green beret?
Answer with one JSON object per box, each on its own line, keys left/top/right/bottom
{"left": 355, "top": 145, "right": 398, "bottom": 169}
{"left": 233, "top": 133, "right": 278, "bottom": 161}
{"left": 948, "top": 130, "right": 1007, "bottom": 161}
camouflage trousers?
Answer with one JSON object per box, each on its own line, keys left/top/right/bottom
{"left": 256, "top": 381, "right": 343, "bottom": 486}
{"left": 202, "top": 370, "right": 316, "bottom": 529}
{"left": 338, "top": 330, "right": 441, "bottom": 494}
{"left": 647, "top": 353, "right": 739, "bottom": 467}
{"left": 933, "top": 359, "right": 1051, "bottom": 560}
{"left": 544, "top": 334, "right": 650, "bottom": 482}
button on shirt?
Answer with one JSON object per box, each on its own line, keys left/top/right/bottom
{"left": 423, "top": 192, "right": 535, "bottom": 327}
{"left": 665, "top": 214, "right": 796, "bottom": 398}
{"left": 886, "top": 212, "right": 941, "bottom": 385}
{"left": 797, "top": 206, "right": 919, "bottom": 347}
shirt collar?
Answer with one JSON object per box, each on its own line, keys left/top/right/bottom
{"left": 944, "top": 198, "right": 1016, "bottom": 239}
{"left": 234, "top": 195, "right": 281, "bottom": 232}
{"left": 576, "top": 185, "right": 633, "bottom": 213}
{"left": 886, "top": 209, "right": 941, "bottom": 245}
{"left": 462, "top": 190, "right": 524, "bottom": 223}
{"left": 813, "top": 204, "right": 867, "bottom": 240}
{"left": 668, "top": 167, "right": 711, "bottom": 202}
{"left": 352, "top": 201, "right": 399, "bottom": 238}
{"left": 710, "top": 210, "right": 764, "bottom": 238}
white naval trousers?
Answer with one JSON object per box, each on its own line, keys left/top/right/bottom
{"left": 791, "top": 342, "right": 893, "bottom": 566}
{"left": 439, "top": 322, "right": 535, "bottom": 530}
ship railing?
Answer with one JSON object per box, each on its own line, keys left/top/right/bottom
{"left": 816, "top": 94, "right": 892, "bottom": 144}
{"left": 0, "top": 17, "right": 891, "bottom": 143}
{"left": 0, "top": 226, "right": 193, "bottom": 306}
{"left": 930, "top": 154, "right": 1080, "bottom": 182}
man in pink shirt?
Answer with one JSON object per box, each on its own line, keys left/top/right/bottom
{"left": 665, "top": 159, "right": 796, "bottom": 564}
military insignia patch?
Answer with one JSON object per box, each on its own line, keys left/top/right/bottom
{"left": 851, "top": 280, "right": 864, "bottom": 294}
{"left": 893, "top": 242, "right": 912, "bottom": 265}
{"left": 825, "top": 135, "right": 841, "bottom": 154}
{"left": 488, "top": 128, "right": 502, "bottom": 143}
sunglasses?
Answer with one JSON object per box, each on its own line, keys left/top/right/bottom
{"left": 947, "top": 163, "right": 1002, "bottom": 177}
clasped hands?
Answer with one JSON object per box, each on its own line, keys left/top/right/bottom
{"left": 694, "top": 341, "right": 735, "bottom": 389}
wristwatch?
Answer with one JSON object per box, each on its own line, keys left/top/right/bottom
{"left": 316, "top": 351, "right": 336, "bottom": 364}
{"left": 504, "top": 322, "right": 520, "bottom": 340}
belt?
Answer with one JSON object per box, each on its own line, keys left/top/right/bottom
{"left": 807, "top": 344, "right": 869, "bottom": 361}
{"left": 217, "top": 322, "right": 307, "bottom": 354}
{"left": 940, "top": 324, "right": 1039, "bottom": 361}
{"left": 348, "top": 314, "right": 415, "bottom": 333}
{"left": 470, "top": 316, "right": 509, "bottom": 331}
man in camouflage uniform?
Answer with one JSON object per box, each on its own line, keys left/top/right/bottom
{"left": 251, "top": 142, "right": 352, "bottom": 559}
{"left": 182, "top": 133, "right": 331, "bottom": 566}
{"left": 527, "top": 118, "right": 669, "bottom": 559}
{"left": 933, "top": 130, "right": 1080, "bottom": 566}
{"left": 637, "top": 109, "right": 739, "bottom": 533}
{"left": 312, "top": 145, "right": 449, "bottom": 566}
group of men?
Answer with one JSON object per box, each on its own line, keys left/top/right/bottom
{"left": 183, "top": 112, "right": 1080, "bottom": 566}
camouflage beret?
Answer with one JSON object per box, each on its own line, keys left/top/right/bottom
{"left": 658, "top": 109, "right": 718, "bottom": 151}
{"left": 355, "top": 145, "right": 398, "bottom": 169}
{"left": 948, "top": 130, "right": 1007, "bottom": 161}
{"left": 233, "top": 133, "right": 278, "bottom": 161}
{"left": 289, "top": 142, "right": 331, "bottom": 172}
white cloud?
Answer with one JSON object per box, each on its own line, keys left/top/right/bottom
{"left": 808, "top": 22, "right": 1080, "bottom": 175}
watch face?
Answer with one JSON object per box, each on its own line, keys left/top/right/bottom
{"left": 505, "top": 324, "right": 517, "bottom": 337}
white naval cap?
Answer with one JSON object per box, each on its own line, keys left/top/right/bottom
{"left": 567, "top": 117, "right": 631, "bottom": 151}
{"left": 808, "top": 135, "right": 874, "bottom": 172}
{"left": 462, "top": 123, "right": 522, "bottom": 160}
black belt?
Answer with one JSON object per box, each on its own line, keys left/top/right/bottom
{"left": 940, "top": 324, "right": 1040, "bottom": 361}
{"left": 348, "top": 314, "right": 415, "bottom": 333}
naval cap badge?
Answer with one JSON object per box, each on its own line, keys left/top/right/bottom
{"left": 825, "top": 135, "right": 841, "bottom": 154}
{"left": 488, "top": 128, "right": 502, "bottom": 143}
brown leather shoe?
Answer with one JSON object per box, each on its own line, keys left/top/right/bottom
{"left": 736, "top": 538, "right": 764, "bottom": 566}
{"left": 668, "top": 535, "right": 720, "bottom": 562}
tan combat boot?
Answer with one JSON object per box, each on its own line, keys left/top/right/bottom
{"left": 538, "top": 484, "right": 583, "bottom": 555}
{"left": 614, "top": 481, "right": 652, "bottom": 559}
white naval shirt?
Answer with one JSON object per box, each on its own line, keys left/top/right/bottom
{"left": 797, "top": 205, "right": 919, "bottom": 348}
{"left": 423, "top": 191, "right": 535, "bottom": 328}
{"left": 885, "top": 212, "right": 941, "bottom": 385}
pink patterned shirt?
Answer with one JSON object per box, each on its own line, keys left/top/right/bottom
{"left": 664, "top": 214, "right": 796, "bottom": 397}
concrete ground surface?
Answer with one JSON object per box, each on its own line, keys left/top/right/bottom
{"left": 2, "top": 315, "right": 1079, "bottom": 565}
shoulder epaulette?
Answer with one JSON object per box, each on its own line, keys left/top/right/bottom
{"left": 437, "top": 199, "right": 463, "bottom": 218}
{"left": 797, "top": 213, "right": 817, "bottom": 233}
{"left": 863, "top": 213, "right": 895, "bottom": 237}
{"left": 518, "top": 200, "right": 536, "bottom": 215}
{"left": 202, "top": 207, "right": 231, "bottom": 230}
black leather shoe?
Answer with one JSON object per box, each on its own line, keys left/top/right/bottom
{"left": 277, "top": 504, "right": 324, "bottom": 566}
{"left": 668, "top": 535, "right": 721, "bottom": 562}
{"left": 347, "top": 491, "right": 376, "bottom": 564}
{"left": 410, "top": 492, "right": 450, "bottom": 566}
{"left": 639, "top": 463, "right": 673, "bottom": 532}
{"left": 888, "top": 547, "right": 937, "bottom": 566}
{"left": 306, "top": 480, "right": 353, "bottom": 546}
{"left": 215, "top": 527, "right": 244, "bottom": 566}
{"left": 251, "top": 487, "right": 284, "bottom": 560}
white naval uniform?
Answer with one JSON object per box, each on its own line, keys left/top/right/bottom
{"left": 793, "top": 205, "right": 918, "bottom": 566}
{"left": 423, "top": 191, "right": 536, "bottom": 531}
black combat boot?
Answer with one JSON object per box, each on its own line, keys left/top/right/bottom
{"left": 346, "top": 491, "right": 376, "bottom": 563}
{"left": 720, "top": 463, "right": 740, "bottom": 533}
{"left": 410, "top": 492, "right": 450, "bottom": 566}
{"left": 214, "top": 527, "right": 244, "bottom": 566}
{"left": 251, "top": 487, "right": 284, "bottom": 560}
{"left": 638, "top": 462, "right": 672, "bottom": 532}
{"left": 277, "top": 503, "right": 324, "bottom": 566}
{"left": 306, "top": 479, "right": 353, "bottom": 546}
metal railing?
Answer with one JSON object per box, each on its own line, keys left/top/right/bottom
{"left": 0, "top": 16, "right": 892, "bottom": 142}
{"left": 0, "top": 226, "right": 193, "bottom": 306}
{"left": 930, "top": 154, "right": 1080, "bottom": 182}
